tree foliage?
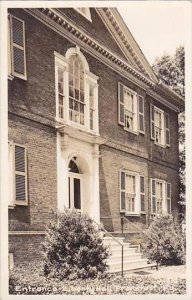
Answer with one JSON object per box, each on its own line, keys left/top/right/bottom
{"left": 152, "top": 46, "right": 185, "bottom": 216}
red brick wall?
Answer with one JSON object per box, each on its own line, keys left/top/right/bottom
{"left": 99, "top": 144, "right": 180, "bottom": 231}
{"left": 8, "top": 114, "right": 57, "bottom": 231}
{"left": 8, "top": 8, "right": 180, "bottom": 237}
{"left": 9, "top": 234, "right": 45, "bottom": 265}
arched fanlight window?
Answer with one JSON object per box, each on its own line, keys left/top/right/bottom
{"left": 68, "top": 159, "right": 80, "bottom": 173}
{"left": 55, "top": 48, "right": 99, "bottom": 133}
{"left": 69, "top": 55, "right": 85, "bottom": 125}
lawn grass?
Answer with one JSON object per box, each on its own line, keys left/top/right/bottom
{"left": 9, "top": 264, "right": 186, "bottom": 295}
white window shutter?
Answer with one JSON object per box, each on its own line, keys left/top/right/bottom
{"left": 165, "top": 113, "right": 170, "bottom": 147}
{"left": 166, "top": 182, "right": 171, "bottom": 213}
{"left": 151, "top": 178, "right": 156, "bottom": 214}
{"left": 10, "top": 15, "right": 27, "bottom": 79}
{"left": 120, "top": 171, "right": 126, "bottom": 211}
{"left": 138, "top": 95, "right": 145, "bottom": 133}
{"left": 14, "top": 145, "right": 28, "bottom": 205}
{"left": 140, "top": 176, "right": 145, "bottom": 212}
{"left": 150, "top": 104, "right": 155, "bottom": 140}
{"left": 118, "top": 82, "right": 125, "bottom": 126}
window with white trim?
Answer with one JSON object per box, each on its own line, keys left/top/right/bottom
{"left": 74, "top": 8, "right": 92, "bottom": 22}
{"left": 8, "top": 14, "right": 27, "bottom": 80}
{"left": 120, "top": 171, "right": 145, "bottom": 215}
{"left": 150, "top": 104, "right": 170, "bottom": 147}
{"left": 151, "top": 179, "right": 171, "bottom": 214}
{"left": 118, "top": 82, "right": 144, "bottom": 134}
{"left": 8, "top": 142, "right": 28, "bottom": 207}
{"left": 55, "top": 48, "right": 99, "bottom": 134}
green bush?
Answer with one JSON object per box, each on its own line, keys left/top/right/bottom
{"left": 141, "top": 214, "right": 186, "bottom": 266}
{"left": 41, "top": 210, "right": 109, "bottom": 280}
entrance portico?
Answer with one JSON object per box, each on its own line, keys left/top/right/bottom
{"left": 56, "top": 125, "right": 106, "bottom": 222}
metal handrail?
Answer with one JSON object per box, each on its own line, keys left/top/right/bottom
{"left": 92, "top": 219, "right": 124, "bottom": 276}
{"left": 101, "top": 216, "right": 160, "bottom": 270}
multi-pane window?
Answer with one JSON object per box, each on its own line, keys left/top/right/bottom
{"left": 126, "top": 174, "right": 136, "bottom": 212}
{"left": 55, "top": 49, "right": 98, "bottom": 133}
{"left": 156, "top": 181, "right": 163, "bottom": 213}
{"left": 69, "top": 55, "right": 85, "bottom": 125}
{"left": 89, "top": 85, "right": 95, "bottom": 130}
{"left": 120, "top": 171, "right": 145, "bottom": 214}
{"left": 124, "top": 90, "right": 134, "bottom": 131}
{"left": 118, "top": 82, "right": 144, "bottom": 134}
{"left": 151, "top": 179, "right": 171, "bottom": 214}
{"left": 154, "top": 109, "right": 163, "bottom": 144}
{"left": 151, "top": 104, "right": 170, "bottom": 147}
{"left": 58, "top": 66, "right": 65, "bottom": 119}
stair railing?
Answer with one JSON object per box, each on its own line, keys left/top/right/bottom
{"left": 100, "top": 216, "right": 159, "bottom": 270}
{"left": 92, "top": 219, "right": 124, "bottom": 277}
{"left": 121, "top": 216, "right": 159, "bottom": 270}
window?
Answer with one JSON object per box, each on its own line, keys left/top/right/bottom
{"left": 120, "top": 171, "right": 145, "bottom": 215}
{"left": 55, "top": 48, "right": 99, "bottom": 133}
{"left": 8, "top": 142, "right": 28, "bottom": 206}
{"left": 8, "top": 14, "right": 27, "bottom": 79}
{"left": 150, "top": 104, "right": 170, "bottom": 147}
{"left": 151, "top": 179, "right": 171, "bottom": 214}
{"left": 69, "top": 55, "right": 85, "bottom": 125}
{"left": 118, "top": 82, "right": 144, "bottom": 134}
{"left": 74, "top": 8, "right": 92, "bottom": 22}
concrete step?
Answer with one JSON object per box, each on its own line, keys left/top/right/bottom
{"left": 106, "top": 253, "right": 142, "bottom": 263}
{"left": 102, "top": 236, "right": 126, "bottom": 245}
{"left": 108, "top": 262, "right": 157, "bottom": 274}
{"left": 108, "top": 259, "right": 149, "bottom": 272}
{"left": 108, "top": 248, "right": 138, "bottom": 257}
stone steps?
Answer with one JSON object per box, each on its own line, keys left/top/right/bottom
{"left": 103, "top": 236, "right": 156, "bottom": 273}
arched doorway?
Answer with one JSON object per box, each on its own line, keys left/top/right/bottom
{"left": 68, "top": 158, "right": 82, "bottom": 211}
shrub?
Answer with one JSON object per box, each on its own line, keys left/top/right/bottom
{"left": 41, "top": 210, "right": 109, "bottom": 280}
{"left": 141, "top": 214, "right": 186, "bottom": 266}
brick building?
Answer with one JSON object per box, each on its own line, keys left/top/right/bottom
{"left": 7, "top": 7, "right": 184, "bottom": 267}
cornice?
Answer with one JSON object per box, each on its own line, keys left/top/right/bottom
{"left": 25, "top": 8, "right": 154, "bottom": 89}
{"left": 101, "top": 8, "right": 158, "bottom": 83}
{"left": 23, "top": 8, "right": 184, "bottom": 112}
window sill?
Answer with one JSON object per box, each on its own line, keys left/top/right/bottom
{"left": 125, "top": 213, "right": 140, "bottom": 217}
{"left": 8, "top": 74, "right": 14, "bottom": 81}
{"left": 124, "top": 127, "right": 139, "bottom": 136}
{"left": 154, "top": 141, "right": 166, "bottom": 148}
{"left": 55, "top": 118, "right": 99, "bottom": 136}
{"left": 8, "top": 204, "right": 15, "bottom": 209}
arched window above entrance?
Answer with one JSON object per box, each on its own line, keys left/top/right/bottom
{"left": 55, "top": 47, "right": 99, "bottom": 134}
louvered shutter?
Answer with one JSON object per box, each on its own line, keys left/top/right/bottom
{"left": 140, "top": 176, "right": 145, "bottom": 212}
{"left": 150, "top": 104, "right": 155, "bottom": 140}
{"left": 166, "top": 182, "right": 171, "bottom": 214}
{"left": 151, "top": 179, "right": 156, "bottom": 214}
{"left": 118, "top": 82, "right": 125, "bottom": 125}
{"left": 10, "top": 15, "right": 27, "bottom": 79}
{"left": 165, "top": 113, "right": 170, "bottom": 147}
{"left": 14, "top": 145, "right": 28, "bottom": 205}
{"left": 120, "top": 171, "right": 126, "bottom": 211}
{"left": 138, "top": 95, "right": 145, "bottom": 133}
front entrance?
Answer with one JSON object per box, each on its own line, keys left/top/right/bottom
{"left": 68, "top": 159, "right": 82, "bottom": 211}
